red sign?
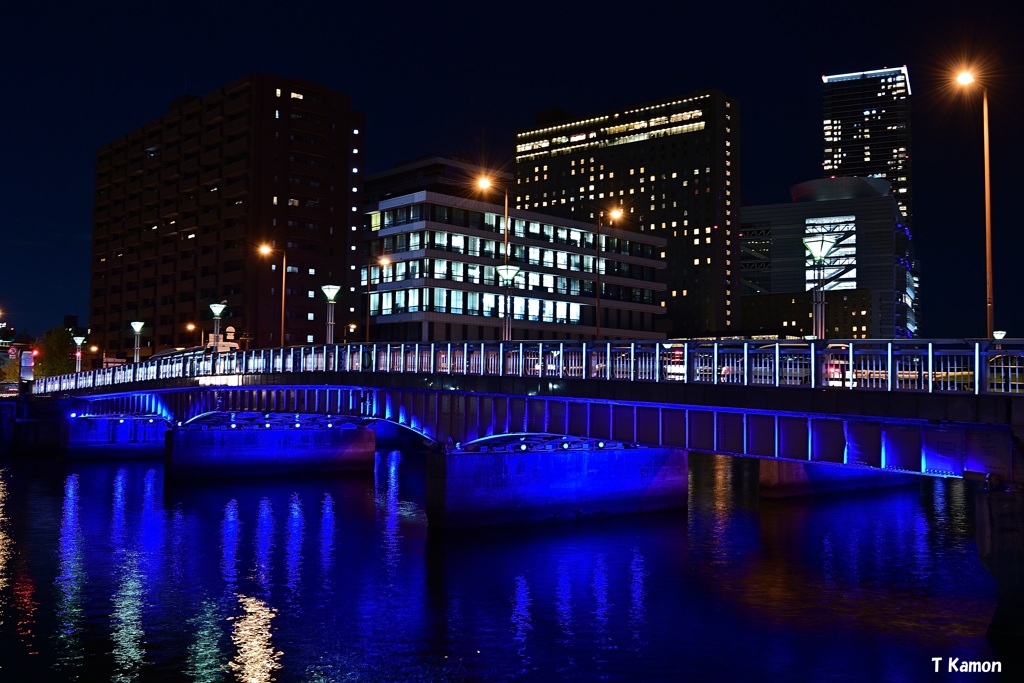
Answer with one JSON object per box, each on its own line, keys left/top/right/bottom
{"left": 7, "top": 347, "right": 16, "bottom": 358}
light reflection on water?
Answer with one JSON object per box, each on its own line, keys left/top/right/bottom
{"left": 0, "top": 451, "right": 1008, "bottom": 681}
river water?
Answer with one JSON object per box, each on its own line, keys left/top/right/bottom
{"left": 0, "top": 449, "right": 1011, "bottom": 681}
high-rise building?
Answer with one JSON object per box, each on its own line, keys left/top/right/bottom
{"left": 740, "top": 177, "right": 916, "bottom": 339}
{"left": 364, "top": 157, "right": 666, "bottom": 342}
{"left": 822, "top": 66, "right": 912, "bottom": 223}
{"left": 514, "top": 91, "right": 739, "bottom": 338}
{"left": 90, "top": 75, "right": 364, "bottom": 358}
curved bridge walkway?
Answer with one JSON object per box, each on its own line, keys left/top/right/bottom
{"left": 31, "top": 338, "right": 1024, "bottom": 482}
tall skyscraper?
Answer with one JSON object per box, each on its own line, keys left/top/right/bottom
{"left": 822, "top": 67, "right": 912, "bottom": 224}
{"left": 514, "top": 90, "right": 739, "bottom": 338}
{"left": 90, "top": 75, "right": 364, "bottom": 359}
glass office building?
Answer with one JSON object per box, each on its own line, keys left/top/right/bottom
{"left": 364, "top": 183, "right": 667, "bottom": 342}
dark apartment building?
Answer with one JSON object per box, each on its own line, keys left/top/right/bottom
{"left": 89, "top": 74, "right": 364, "bottom": 359}
{"left": 514, "top": 90, "right": 739, "bottom": 338}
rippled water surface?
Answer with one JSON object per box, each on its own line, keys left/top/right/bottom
{"left": 0, "top": 450, "right": 1010, "bottom": 681}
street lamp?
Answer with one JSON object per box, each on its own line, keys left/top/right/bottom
{"left": 89, "top": 344, "right": 102, "bottom": 369}
{"left": 956, "top": 70, "right": 995, "bottom": 338}
{"left": 366, "top": 257, "right": 390, "bottom": 342}
{"left": 72, "top": 336, "right": 85, "bottom": 373}
{"left": 209, "top": 302, "right": 226, "bottom": 350}
{"left": 495, "top": 264, "right": 521, "bottom": 341}
{"left": 186, "top": 322, "right": 197, "bottom": 346}
{"left": 345, "top": 323, "right": 357, "bottom": 344}
{"left": 259, "top": 244, "right": 287, "bottom": 346}
{"left": 595, "top": 208, "right": 622, "bottom": 340}
{"left": 803, "top": 234, "right": 838, "bottom": 340}
{"left": 479, "top": 176, "right": 518, "bottom": 340}
{"left": 130, "top": 321, "right": 144, "bottom": 363}
{"left": 321, "top": 285, "right": 341, "bottom": 344}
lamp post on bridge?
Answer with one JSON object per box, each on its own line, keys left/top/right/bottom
{"left": 209, "top": 301, "right": 226, "bottom": 350}
{"left": 803, "top": 234, "right": 838, "bottom": 340}
{"left": 322, "top": 284, "right": 341, "bottom": 344}
{"left": 130, "top": 321, "right": 144, "bottom": 363}
{"left": 73, "top": 336, "right": 85, "bottom": 373}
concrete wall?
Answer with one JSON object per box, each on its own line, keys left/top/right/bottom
{"left": 166, "top": 426, "right": 375, "bottom": 477}
{"left": 426, "top": 446, "right": 688, "bottom": 528}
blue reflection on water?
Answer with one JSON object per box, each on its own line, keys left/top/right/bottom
{"left": 54, "top": 474, "right": 84, "bottom": 672}
{"left": 0, "top": 451, "right": 1009, "bottom": 681}
{"left": 253, "top": 498, "right": 275, "bottom": 595}
{"left": 285, "top": 492, "right": 304, "bottom": 602}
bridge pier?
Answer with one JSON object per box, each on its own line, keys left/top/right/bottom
{"left": 426, "top": 446, "right": 688, "bottom": 528}
{"left": 976, "top": 487, "right": 1024, "bottom": 643}
{"left": 67, "top": 416, "right": 168, "bottom": 455}
{"left": 166, "top": 426, "right": 376, "bottom": 477}
{"left": 758, "top": 460, "right": 919, "bottom": 497}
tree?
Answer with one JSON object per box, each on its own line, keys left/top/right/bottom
{"left": 33, "top": 327, "right": 75, "bottom": 378}
{"left": 0, "top": 354, "right": 19, "bottom": 382}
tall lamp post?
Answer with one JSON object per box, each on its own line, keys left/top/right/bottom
{"left": 73, "top": 336, "right": 85, "bottom": 373}
{"left": 209, "top": 302, "right": 226, "bottom": 350}
{"left": 366, "top": 257, "right": 390, "bottom": 342}
{"left": 803, "top": 234, "right": 838, "bottom": 340}
{"left": 495, "top": 264, "right": 521, "bottom": 341}
{"left": 479, "top": 176, "right": 519, "bottom": 341}
{"left": 259, "top": 244, "right": 287, "bottom": 346}
{"left": 130, "top": 321, "right": 144, "bottom": 363}
{"left": 595, "top": 208, "right": 622, "bottom": 340}
{"left": 957, "top": 70, "right": 995, "bottom": 338}
{"left": 322, "top": 285, "right": 341, "bottom": 344}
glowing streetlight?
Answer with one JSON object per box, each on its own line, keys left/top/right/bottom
{"left": 345, "top": 322, "right": 357, "bottom": 344}
{"left": 259, "top": 244, "right": 287, "bottom": 346}
{"left": 595, "top": 208, "right": 622, "bottom": 340}
{"left": 209, "top": 302, "right": 226, "bottom": 350}
{"left": 366, "top": 257, "right": 390, "bottom": 342}
{"left": 956, "top": 69, "right": 995, "bottom": 338}
{"left": 130, "top": 321, "right": 144, "bottom": 363}
{"left": 803, "top": 234, "right": 838, "bottom": 340}
{"left": 479, "top": 176, "right": 517, "bottom": 340}
{"left": 321, "top": 285, "right": 341, "bottom": 344}
{"left": 495, "top": 264, "right": 521, "bottom": 341}
{"left": 72, "top": 336, "right": 85, "bottom": 373}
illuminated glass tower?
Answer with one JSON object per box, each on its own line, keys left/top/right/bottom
{"left": 822, "top": 66, "right": 912, "bottom": 224}
{"left": 514, "top": 91, "right": 739, "bottom": 338}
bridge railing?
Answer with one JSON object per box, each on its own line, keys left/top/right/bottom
{"left": 32, "top": 339, "right": 1024, "bottom": 397}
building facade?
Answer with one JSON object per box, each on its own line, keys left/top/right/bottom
{"left": 513, "top": 91, "right": 739, "bottom": 338}
{"left": 89, "top": 74, "right": 364, "bottom": 359}
{"left": 740, "top": 178, "right": 916, "bottom": 339}
{"left": 822, "top": 67, "right": 912, "bottom": 223}
{"left": 364, "top": 164, "right": 667, "bottom": 342}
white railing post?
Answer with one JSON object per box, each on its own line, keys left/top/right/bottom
{"left": 887, "top": 342, "right": 893, "bottom": 392}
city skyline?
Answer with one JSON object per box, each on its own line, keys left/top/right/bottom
{"left": 1, "top": 2, "right": 1021, "bottom": 339}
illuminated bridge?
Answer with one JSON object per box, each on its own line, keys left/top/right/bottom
{"left": 29, "top": 338, "right": 1022, "bottom": 485}
{"left": 26, "top": 337, "right": 1024, "bottom": 636}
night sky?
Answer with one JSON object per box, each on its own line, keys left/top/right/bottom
{"left": 2, "top": 1, "right": 1021, "bottom": 339}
